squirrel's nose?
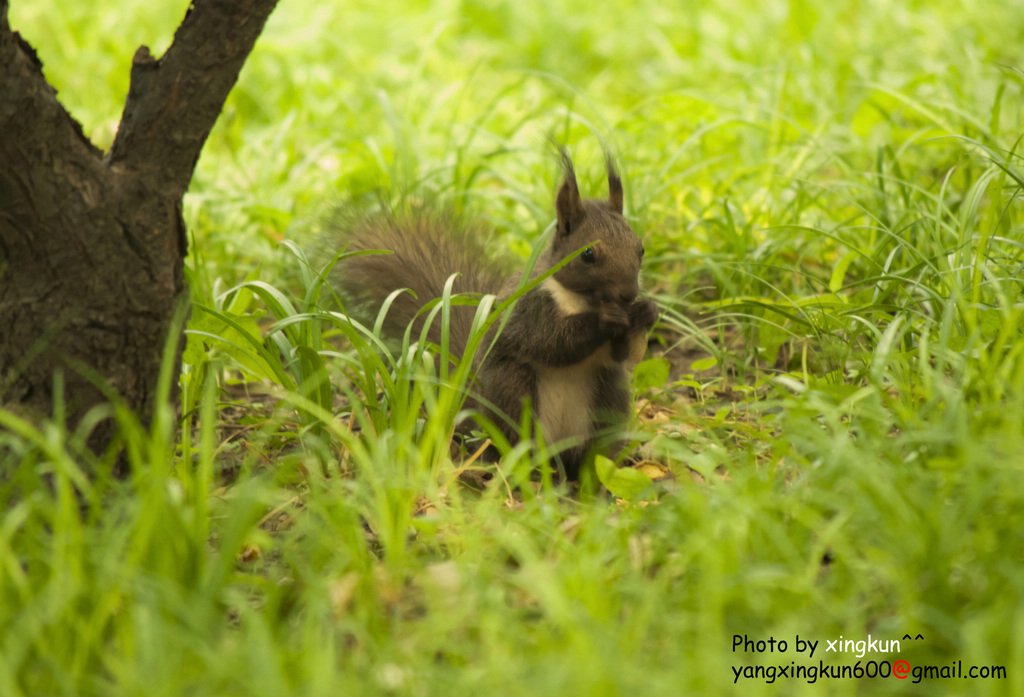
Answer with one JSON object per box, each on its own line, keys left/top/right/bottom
{"left": 602, "top": 280, "right": 638, "bottom": 307}
{"left": 617, "top": 280, "right": 639, "bottom": 306}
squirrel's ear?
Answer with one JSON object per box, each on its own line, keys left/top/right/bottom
{"left": 606, "top": 155, "right": 623, "bottom": 215}
{"left": 556, "top": 149, "right": 585, "bottom": 236}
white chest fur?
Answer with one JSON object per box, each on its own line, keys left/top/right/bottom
{"left": 535, "top": 342, "right": 618, "bottom": 447}
{"left": 541, "top": 277, "right": 591, "bottom": 315}
{"left": 534, "top": 278, "right": 620, "bottom": 448}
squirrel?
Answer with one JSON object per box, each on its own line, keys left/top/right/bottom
{"left": 335, "top": 149, "right": 658, "bottom": 479}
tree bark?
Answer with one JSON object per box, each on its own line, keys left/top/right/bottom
{"left": 0, "top": 0, "right": 278, "bottom": 462}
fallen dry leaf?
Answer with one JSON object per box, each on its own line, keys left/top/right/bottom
{"left": 237, "top": 543, "right": 262, "bottom": 564}
{"left": 634, "top": 461, "right": 673, "bottom": 481}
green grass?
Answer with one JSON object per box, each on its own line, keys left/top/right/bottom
{"left": 4, "top": 0, "right": 1024, "bottom": 694}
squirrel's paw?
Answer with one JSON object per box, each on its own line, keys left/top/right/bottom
{"left": 599, "top": 301, "right": 631, "bottom": 336}
{"left": 628, "top": 298, "right": 659, "bottom": 332}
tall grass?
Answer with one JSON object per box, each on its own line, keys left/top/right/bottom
{"left": 3, "top": 0, "right": 1024, "bottom": 694}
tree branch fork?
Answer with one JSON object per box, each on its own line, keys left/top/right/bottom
{"left": 0, "top": 0, "right": 278, "bottom": 457}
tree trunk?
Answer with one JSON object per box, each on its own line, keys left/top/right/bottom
{"left": 0, "top": 0, "right": 278, "bottom": 463}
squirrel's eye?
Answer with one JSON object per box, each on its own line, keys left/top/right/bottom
{"left": 581, "top": 247, "right": 596, "bottom": 263}
{"left": 640, "top": 244, "right": 645, "bottom": 259}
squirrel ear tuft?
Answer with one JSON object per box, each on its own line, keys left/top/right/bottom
{"left": 555, "top": 147, "right": 584, "bottom": 235}
{"left": 606, "top": 154, "right": 623, "bottom": 215}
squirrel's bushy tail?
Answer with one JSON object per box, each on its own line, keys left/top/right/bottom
{"left": 333, "top": 208, "right": 509, "bottom": 358}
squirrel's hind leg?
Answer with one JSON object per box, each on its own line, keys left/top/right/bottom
{"left": 473, "top": 358, "right": 536, "bottom": 451}
{"left": 589, "top": 366, "right": 633, "bottom": 463}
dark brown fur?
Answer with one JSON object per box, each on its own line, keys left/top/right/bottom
{"left": 338, "top": 209, "right": 509, "bottom": 358}
{"left": 334, "top": 151, "right": 657, "bottom": 478}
